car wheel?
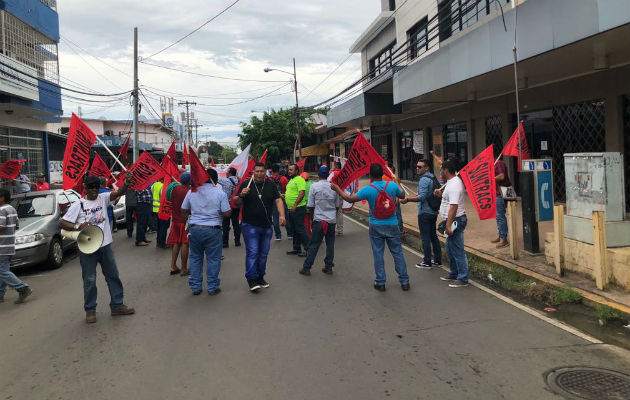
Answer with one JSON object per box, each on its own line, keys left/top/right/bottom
{"left": 47, "top": 237, "right": 64, "bottom": 269}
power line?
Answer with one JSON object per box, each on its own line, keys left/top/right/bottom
{"left": 140, "top": 83, "right": 288, "bottom": 99}
{"left": 60, "top": 40, "right": 125, "bottom": 91}
{"left": 139, "top": 60, "right": 287, "bottom": 83}
{"left": 301, "top": 53, "right": 353, "bottom": 101}
{"left": 143, "top": 0, "right": 241, "bottom": 60}
{"left": 61, "top": 36, "right": 131, "bottom": 77}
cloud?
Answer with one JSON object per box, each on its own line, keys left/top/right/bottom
{"left": 57, "top": 0, "right": 381, "bottom": 148}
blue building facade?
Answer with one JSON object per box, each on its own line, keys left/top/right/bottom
{"left": 0, "top": 0, "right": 62, "bottom": 185}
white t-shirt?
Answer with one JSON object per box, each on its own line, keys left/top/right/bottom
{"left": 62, "top": 193, "right": 113, "bottom": 248}
{"left": 439, "top": 177, "right": 466, "bottom": 220}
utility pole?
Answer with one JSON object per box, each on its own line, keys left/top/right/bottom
{"left": 190, "top": 119, "right": 203, "bottom": 148}
{"left": 293, "top": 57, "right": 302, "bottom": 161}
{"left": 132, "top": 27, "right": 139, "bottom": 162}
{"left": 178, "top": 100, "right": 196, "bottom": 146}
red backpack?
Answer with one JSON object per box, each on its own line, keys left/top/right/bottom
{"left": 369, "top": 181, "right": 396, "bottom": 219}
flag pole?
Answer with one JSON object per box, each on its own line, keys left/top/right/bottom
{"left": 94, "top": 136, "right": 128, "bottom": 171}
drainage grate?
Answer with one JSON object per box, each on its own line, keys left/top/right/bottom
{"left": 544, "top": 366, "right": 630, "bottom": 400}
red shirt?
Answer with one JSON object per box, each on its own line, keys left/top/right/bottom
{"left": 271, "top": 175, "right": 288, "bottom": 193}
{"left": 495, "top": 160, "right": 510, "bottom": 195}
{"left": 36, "top": 182, "right": 50, "bottom": 191}
{"left": 171, "top": 185, "right": 190, "bottom": 224}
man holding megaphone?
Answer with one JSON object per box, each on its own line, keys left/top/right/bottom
{"left": 60, "top": 174, "right": 135, "bottom": 324}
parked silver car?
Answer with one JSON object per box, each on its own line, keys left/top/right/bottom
{"left": 10, "top": 189, "right": 81, "bottom": 269}
{"left": 113, "top": 194, "right": 126, "bottom": 226}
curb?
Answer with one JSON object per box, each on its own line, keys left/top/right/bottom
{"left": 349, "top": 206, "right": 630, "bottom": 315}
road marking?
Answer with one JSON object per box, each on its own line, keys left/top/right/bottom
{"left": 346, "top": 216, "right": 602, "bottom": 344}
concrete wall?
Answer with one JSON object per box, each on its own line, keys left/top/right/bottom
{"left": 544, "top": 232, "right": 630, "bottom": 291}
{"left": 365, "top": 21, "right": 397, "bottom": 61}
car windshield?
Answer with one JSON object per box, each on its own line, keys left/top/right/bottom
{"left": 12, "top": 195, "right": 55, "bottom": 218}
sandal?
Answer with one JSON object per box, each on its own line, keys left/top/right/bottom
{"left": 170, "top": 268, "right": 181, "bottom": 275}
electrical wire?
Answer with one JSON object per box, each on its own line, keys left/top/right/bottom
{"left": 140, "top": 82, "right": 288, "bottom": 98}
{"left": 143, "top": 0, "right": 241, "bottom": 60}
{"left": 61, "top": 36, "right": 132, "bottom": 78}
{"left": 60, "top": 40, "right": 125, "bottom": 91}
{"left": 139, "top": 60, "right": 287, "bottom": 83}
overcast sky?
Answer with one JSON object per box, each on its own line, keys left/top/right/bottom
{"left": 57, "top": 0, "right": 381, "bottom": 148}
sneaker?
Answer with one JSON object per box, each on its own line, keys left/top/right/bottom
{"left": 415, "top": 262, "right": 433, "bottom": 270}
{"left": 208, "top": 288, "right": 221, "bottom": 296}
{"left": 248, "top": 280, "right": 261, "bottom": 292}
{"left": 335, "top": 231, "right": 343, "bottom": 236}
{"left": 401, "top": 283, "right": 410, "bottom": 291}
{"left": 275, "top": 237, "right": 282, "bottom": 241}
{"left": 14, "top": 287, "right": 32, "bottom": 304}
{"left": 439, "top": 275, "right": 457, "bottom": 282}
{"left": 287, "top": 236, "right": 293, "bottom": 240}
{"left": 111, "top": 304, "right": 135, "bottom": 316}
{"left": 496, "top": 238, "right": 509, "bottom": 249}
{"left": 373, "top": 283, "right": 386, "bottom": 292}
{"left": 297, "top": 251, "right": 307, "bottom": 258}
{"left": 192, "top": 290, "right": 202, "bottom": 295}
{"left": 258, "top": 277, "right": 270, "bottom": 288}
{"left": 286, "top": 250, "right": 300, "bottom": 255}
{"left": 322, "top": 267, "right": 333, "bottom": 275}
{"left": 432, "top": 260, "right": 443, "bottom": 267}
{"left": 85, "top": 311, "right": 97, "bottom": 324}
{"left": 235, "top": 242, "right": 241, "bottom": 247}
{"left": 449, "top": 280, "right": 469, "bottom": 288}
{"left": 298, "top": 268, "right": 311, "bottom": 276}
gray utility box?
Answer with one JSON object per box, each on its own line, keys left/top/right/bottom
{"left": 563, "top": 152, "right": 629, "bottom": 247}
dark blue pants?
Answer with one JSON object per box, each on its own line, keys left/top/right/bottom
{"left": 288, "top": 206, "right": 309, "bottom": 252}
{"left": 157, "top": 217, "right": 171, "bottom": 247}
{"left": 222, "top": 208, "right": 241, "bottom": 245}
{"left": 79, "top": 244, "right": 124, "bottom": 312}
{"left": 284, "top": 203, "right": 293, "bottom": 237}
{"left": 418, "top": 213, "right": 441, "bottom": 265}
{"left": 272, "top": 206, "right": 282, "bottom": 239}
{"left": 135, "top": 203, "right": 151, "bottom": 244}
{"left": 242, "top": 223, "right": 273, "bottom": 281}
{"left": 303, "top": 220, "right": 336, "bottom": 270}
{"left": 125, "top": 205, "right": 136, "bottom": 237}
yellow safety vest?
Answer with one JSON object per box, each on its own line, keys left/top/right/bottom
{"left": 152, "top": 181, "right": 163, "bottom": 212}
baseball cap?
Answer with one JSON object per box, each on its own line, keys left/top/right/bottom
{"left": 300, "top": 172, "right": 309, "bottom": 180}
{"left": 318, "top": 165, "right": 330, "bottom": 177}
{"left": 180, "top": 172, "right": 191, "bottom": 185}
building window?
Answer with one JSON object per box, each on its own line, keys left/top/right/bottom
{"left": 388, "top": 0, "right": 396, "bottom": 11}
{"left": 0, "top": 127, "right": 45, "bottom": 182}
{"left": 407, "top": 17, "right": 428, "bottom": 61}
{"left": 0, "top": 11, "right": 59, "bottom": 83}
{"left": 369, "top": 42, "right": 395, "bottom": 79}
{"left": 438, "top": 0, "right": 509, "bottom": 42}
{"left": 443, "top": 122, "right": 467, "bottom": 164}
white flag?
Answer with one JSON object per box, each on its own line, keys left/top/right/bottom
{"left": 228, "top": 143, "right": 251, "bottom": 178}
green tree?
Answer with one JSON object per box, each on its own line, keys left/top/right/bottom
{"left": 238, "top": 107, "right": 327, "bottom": 164}
{"left": 220, "top": 146, "right": 238, "bottom": 163}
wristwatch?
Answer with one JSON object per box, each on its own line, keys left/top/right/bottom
{"left": 74, "top": 223, "right": 80, "bottom": 230}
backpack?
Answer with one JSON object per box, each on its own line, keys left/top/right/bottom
{"left": 426, "top": 176, "right": 442, "bottom": 211}
{"left": 368, "top": 181, "right": 396, "bottom": 219}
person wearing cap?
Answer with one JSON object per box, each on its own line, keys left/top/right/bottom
{"left": 166, "top": 172, "right": 191, "bottom": 276}
{"left": 299, "top": 166, "right": 339, "bottom": 276}
{"left": 180, "top": 168, "right": 231, "bottom": 296}
{"left": 59, "top": 174, "right": 136, "bottom": 324}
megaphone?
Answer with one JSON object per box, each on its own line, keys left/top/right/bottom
{"left": 61, "top": 225, "right": 104, "bottom": 254}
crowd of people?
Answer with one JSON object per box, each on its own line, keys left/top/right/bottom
{"left": 0, "top": 153, "right": 513, "bottom": 324}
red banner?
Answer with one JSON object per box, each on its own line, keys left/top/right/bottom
{"left": 63, "top": 113, "right": 97, "bottom": 190}
{"left": 90, "top": 153, "right": 110, "bottom": 178}
{"left": 119, "top": 134, "right": 131, "bottom": 160}
{"left": 458, "top": 145, "right": 497, "bottom": 220}
{"left": 502, "top": 122, "right": 531, "bottom": 171}
{"left": 188, "top": 145, "right": 209, "bottom": 190}
{"left": 114, "top": 170, "right": 127, "bottom": 189}
{"left": 157, "top": 156, "right": 180, "bottom": 220}
{"left": 0, "top": 159, "right": 26, "bottom": 179}
{"left": 127, "top": 152, "right": 167, "bottom": 190}
{"left": 165, "top": 141, "right": 176, "bottom": 163}
{"left": 182, "top": 141, "right": 189, "bottom": 168}
{"left": 331, "top": 133, "right": 390, "bottom": 190}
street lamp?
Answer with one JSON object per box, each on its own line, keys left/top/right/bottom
{"left": 264, "top": 58, "right": 302, "bottom": 161}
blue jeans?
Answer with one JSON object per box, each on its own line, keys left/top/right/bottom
{"left": 445, "top": 215, "right": 469, "bottom": 282}
{"left": 0, "top": 255, "right": 28, "bottom": 298}
{"left": 188, "top": 226, "right": 223, "bottom": 293}
{"left": 272, "top": 206, "right": 282, "bottom": 239}
{"left": 79, "top": 244, "right": 124, "bottom": 312}
{"left": 496, "top": 195, "right": 508, "bottom": 239}
{"left": 396, "top": 202, "right": 403, "bottom": 232}
{"left": 368, "top": 224, "right": 409, "bottom": 285}
{"left": 135, "top": 203, "right": 151, "bottom": 244}
{"left": 303, "top": 220, "right": 336, "bottom": 270}
{"left": 418, "top": 213, "right": 441, "bottom": 265}
{"left": 288, "top": 206, "right": 309, "bottom": 252}
{"left": 242, "top": 223, "right": 273, "bottom": 281}
{"left": 284, "top": 203, "right": 293, "bottom": 237}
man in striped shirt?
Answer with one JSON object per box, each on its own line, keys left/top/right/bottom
{"left": 0, "top": 189, "right": 32, "bottom": 304}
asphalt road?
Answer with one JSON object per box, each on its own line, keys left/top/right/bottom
{"left": 1, "top": 218, "right": 628, "bottom": 399}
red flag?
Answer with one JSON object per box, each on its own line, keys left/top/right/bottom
{"left": 188, "top": 145, "right": 209, "bottom": 190}
{"left": 211, "top": 157, "right": 216, "bottom": 168}
{"left": 119, "top": 134, "right": 131, "bottom": 160}
{"left": 63, "top": 113, "right": 97, "bottom": 190}
{"left": 458, "top": 145, "right": 497, "bottom": 220}
{"left": 259, "top": 149, "right": 268, "bottom": 165}
{"left": 230, "top": 158, "right": 254, "bottom": 208}
{"left": 161, "top": 155, "right": 180, "bottom": 181}
{"left": 127, "top": 152, "right": 168, "bottom": 190}
{"left": 165, "top": 141, "right": 177, "bottom": 163}
{"left": 182, "top": 141, "right": 189, "bottom": 168}
{"left": 73, "top": 174, "right": 85, "bottom": 198}
{"left": 89, "top": 153, "right": 110, "bottom": 178}
{"left": 502, "top": 122, "right": 531, "bottom": 171}
{"left": 114, "top": 170, "right": 127, "bottom": 189}
{"left": 158, "top": 175, "right": 173, "bottom": 221}
{"left": 0, "top": 159, "right": 26, "bottom": 179}
{"left": 296, "top": 158, "right": 306, "bottom": 173}
{"left": 331, "top": 132, "right": 391, "bottom": 190}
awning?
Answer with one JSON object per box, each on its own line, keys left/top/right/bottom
{"left": 295, "top": 143, "right": 329, "bottom": 157}
{"left": 325, "top": 128, "right": 360, "bottom": 144}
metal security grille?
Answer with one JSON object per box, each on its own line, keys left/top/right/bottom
{"left": 485, "top": 115, "right": 503, "bottom": 158}
{"left": 623, "top": 95, "right": 630, "bottom": 214}
{"left": 0, "top": 11, "right": 59, "bottom": 83}
{"left": 552, "top": 100, "right": 605, "bottom": 202}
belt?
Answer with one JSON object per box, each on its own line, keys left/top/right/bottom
{"left": 189, "top": 224, "right": 222, "bottom": 230}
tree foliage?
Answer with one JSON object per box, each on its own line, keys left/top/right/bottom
{"left": 238, "top": 107, "right": 327, "bottom": 164}
{"left": 197, "top": 141, "right": 238, "bottom": 164}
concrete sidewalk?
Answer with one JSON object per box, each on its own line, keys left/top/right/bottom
{"left": 352, "top": 178, "right": 630, "bottom": 311}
